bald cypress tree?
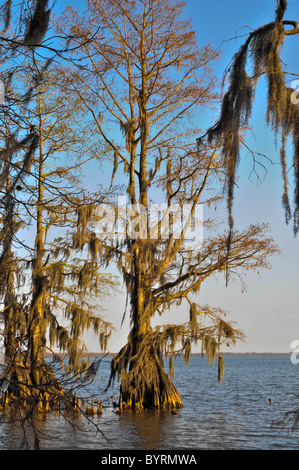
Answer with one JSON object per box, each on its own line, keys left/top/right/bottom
{"left": 0, "top": 111, "right": 24, "bottom": 367}
{"left": 0, "top": 59, "right": 117, "bottom": 405}
{"left": 0, "top": 1, "right": 120, "bottom": 449}
{"left": 59, "top": 0, "right": 279, "bottom": 410}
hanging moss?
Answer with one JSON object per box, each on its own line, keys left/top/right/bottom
{"left": 120, "top": 120, "right": 136, "bottom": 155}
{"left": 203, "top": 335, "right": 218, "bottom": 365}
{"left": 110, "top": 149, "right": 119, "bottom": 187}
{"left": 218, "top": 355, "right": 225, "bottom": 384}
{"left": 0, "top": 0, "right": 12, "bottom": 30}
{"left": 198, "top": 0, "right": 299, "bottom": 242}
{"left": 23, "top": 0, "right": 51, "bottom": 47}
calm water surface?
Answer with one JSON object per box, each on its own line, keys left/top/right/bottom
{"left": 1, "top": 355, "right": 299, "bottom": 450}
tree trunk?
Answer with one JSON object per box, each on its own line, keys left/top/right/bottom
{"left": 118, "top": 248, "right": 182, "bottom": 410}
{"left": 24, "top": 87, "right": 52, "bottom": 388}
{"left": 120, "top": 345, "right": 183, "bottom": 410}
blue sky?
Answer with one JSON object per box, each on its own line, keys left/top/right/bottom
{"left": 55, "top": 0, "right": 299, "bottom": 354}
{"left": 182, "top": 0, "right": 299, "bottom": 354}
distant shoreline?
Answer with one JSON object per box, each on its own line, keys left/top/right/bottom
{"left": 0, "top": 352, "right": 289, "bottom": 363}
{"left": 43, "top": 351, "right": 290, "bottom": 358}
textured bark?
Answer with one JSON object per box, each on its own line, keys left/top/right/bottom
{"left": 120, "top": 348, "right": 183, "bottom": 410}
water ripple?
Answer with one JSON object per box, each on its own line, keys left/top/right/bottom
{"left": 0, "top": 355, "right": 298, "bottom": 449}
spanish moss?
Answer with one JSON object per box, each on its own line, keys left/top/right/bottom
{"left": 198, "top": 0, "right": 299, "bottom": 269}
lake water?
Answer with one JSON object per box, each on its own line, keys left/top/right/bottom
{"left": 1, "top": 355, "right": 299, "bottom": 450}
